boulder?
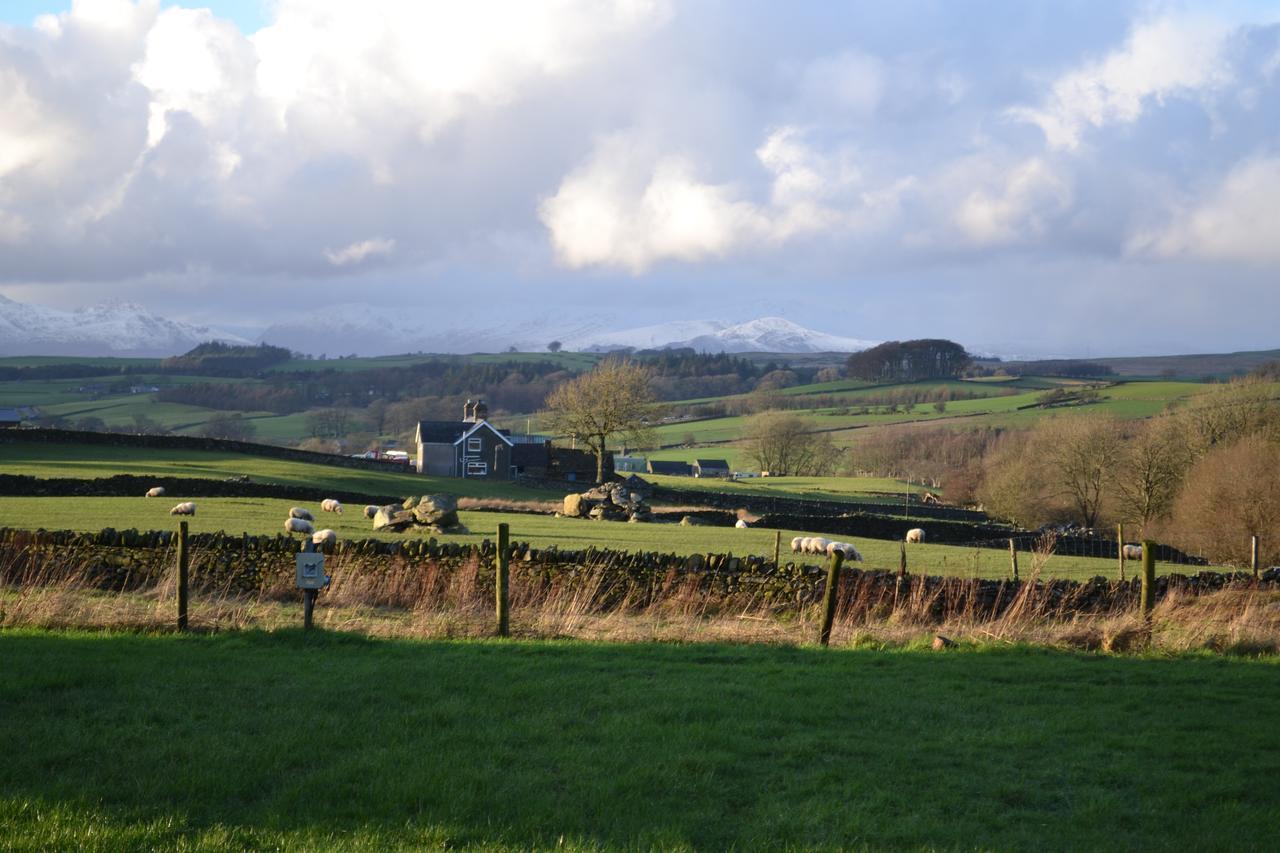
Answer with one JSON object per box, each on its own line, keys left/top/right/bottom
{"left": 563, "top": 493, "right": 587, "bottom": 518}
{"left": 373, "top": 505, "right": 415, "bottom": 532}
{"left": 402, "top": 495, "right": 421, "bottom": 511}
{"left": 412, "top": 494, "right": 459, "bottom": 529}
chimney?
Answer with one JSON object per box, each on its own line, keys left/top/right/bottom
{"left": 463, "top": 399, "right": 475, "bottom": 422}
{"left": 473, "top": 399, "right": 489, "bottom": 422}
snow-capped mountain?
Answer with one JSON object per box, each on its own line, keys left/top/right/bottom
{"left": 0, "top": 294, "right": 252, "bottom": 357}
{"left": 571, "top": 317, "right": 877, "bottom": 354}
{"left": 259, "top": 305, "right": 615, "bottom": 356}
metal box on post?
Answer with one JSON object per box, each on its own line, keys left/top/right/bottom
{"left": 296, "top": 552, "right": 327, "bottom": 589}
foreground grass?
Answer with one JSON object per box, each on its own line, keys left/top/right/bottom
{"left": 1, "top": 630, "right": 1276, "bottom": 850}
{"left": 0, "top": 496, "right": 1165, "bottom": 580}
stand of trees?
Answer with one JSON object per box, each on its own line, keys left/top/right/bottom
{"left": 544, "top": 361, "right": 659, "bottom": 483}
{"left": 845, "top": 339, "right": 971, "bottom": 383}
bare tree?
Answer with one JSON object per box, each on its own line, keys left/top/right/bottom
{"left": 742, "top": 413, "right": 838, "bottom": 476}
{"left": 544, "top": 360, "right": 657, "bottom": 483}
{"left": 1113, "top": 416, "right": 1189, "bottom": 533}
{"left": 1037, "top": 414, "right": 1122, "bottom": 528}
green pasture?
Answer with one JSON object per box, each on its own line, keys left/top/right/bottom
{"left": 0, "top": 443, "right": 560, "bottom": 502}
{"left": 641, "top": 472, "right": 925, "bottom": 503}
{"left": 2, "top": 631, "right": 1276, "bottom": 849}
{"left": 0, "top": 496, "right": 1177, "bottom": 581}
{"left": 0, "top": 356, "right": 160, "bottom": 369}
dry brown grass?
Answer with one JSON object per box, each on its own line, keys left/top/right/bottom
{"left": 2, "top": 537, "right": 1278, "bottom": 655}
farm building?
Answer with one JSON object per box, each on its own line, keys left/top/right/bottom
{"left": 648, "top": 459, "right": 693, "bottom": 477}
{"left": 414, "top": 399, "right": 604, "bottom": 481}
{"left": 613, "top": 455, "right": 648, "bottom": 473}
{"left": 693, "top": 459, "right": 730, "bottom": 478}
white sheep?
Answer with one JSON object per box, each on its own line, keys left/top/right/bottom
{"left": 808, "top": 537, "right": 832, "bottom": 555}
{"left": 905, "top": 528, "right": 925, "bottom": 544}
{"left": 289, "top": 507, "right": 314, "bottom": 521}
{"left": 312, "top": 528, "right": 337, "bottom": 547}
{"left": 1122, "top": 544, "right": 1144, "bottom": 561}
{"left": 363, "top": 504, "right": 379, "bottom": 519}
{"left": 791, "top": 536, "right": 805, "bottom": 553}
{"left": 826, "top": 541, "right": 864, "bottom": 561}
{"left": 321, "top": 499, "right": 343, "bottom": 514}
{"left": 169, "top": 501, "right": 196, "bottom": 516}
{"left": 734, "top": 519, "right": 749, "bottom": 529}
{"left": 284, "top": 517, "right": 315, "bottom": 535}
{"left": 145, "top": 486, "right": 165, "bottom": 498}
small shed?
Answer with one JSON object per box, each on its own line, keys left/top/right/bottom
{"left": 647, "top": 460, "right": 693, "bottom": 477}
{"left": 613, "top": 455, "right": 648, "bottom": 473}
{"left": 693, "top": 459, "right": 730, "bottom": 478}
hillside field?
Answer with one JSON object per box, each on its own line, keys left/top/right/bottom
{"left": 1, "top": 630, "right": 1276, "bottom": 849}
{"left": 0, "top": 496, "right": 1165, "bottom": 581}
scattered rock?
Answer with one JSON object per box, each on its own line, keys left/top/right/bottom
{"left": 932, "top": 634, "right": 957, "bottom": 651}
{"left": 561, "top": 481, "right": 652, "bottom": 522}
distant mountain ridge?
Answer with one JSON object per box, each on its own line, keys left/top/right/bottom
{"left": 570, "top": 317, "right": 878, "bottom": 354}
{"left": 0, "top": 294, "right": 251, "bottom": 357}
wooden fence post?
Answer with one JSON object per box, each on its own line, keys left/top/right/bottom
{"left": 1008, "top": 538, "right": 1018, "bottom": 581}
{"left": 773, "top": 529, "right": 781, "bottom": 569}
{"left": 1251, "top": 535, "right": 1259, "bottom": 579}
{"left": 1140, "top": 539, "right": 1156, "bottom": 622}
{"left": 818, "top": 550, "right": 844, "bottom": 647}
{"left": 1117, "top": 523, "right": 1125, "bottom": 582}
{"left": 496, "top": 523, "right": 510, "bottom": 637}
{"left": 177, "top": 520, "right": 189, "bottom": 631}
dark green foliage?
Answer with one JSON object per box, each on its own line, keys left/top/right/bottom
{"left": 845, "top": 339, "right": 971, "bottom": 383}
{"left": 160, "top": 342, "right": 294, "bottom": 375}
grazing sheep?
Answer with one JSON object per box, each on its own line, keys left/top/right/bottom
{"left": 145, "top": 486, "right": 165, "bottom": 498}
{"left": 826, "top": 541, "right": 864, "bottom": 561}
{"left": 1122, "top": 544, "right": 1144, "bottom": 561}
{"left": 284, "top": 517, "right": 315, "bottom": 535}
{"left": 289, "top": 507, "right": 314, "bottom": 521}
{"left": 734, "top": 519, "right": 749, "bottom": 529}
{"left": 312, "top": 528, "right": 337, "bottom": 547}
{"left": 363, "top": 504, "right": 379, "bottom": 519}
{"left": 905, "top": 528, "right": 925, "bottom": 544}
{"left": 809, "top": 537, "right": 832, "bottom": 555}
{"left": 791, "top": 536, "right": 805, "bottom": 553}
{"left": 169, "top": 501, "right": 196, "bottom": 516}
{"left": 321, "top": 499, "right": 343, "bottom": 514}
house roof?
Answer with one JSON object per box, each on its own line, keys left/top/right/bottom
{"left": 415, "top": 419, "right": 515, "bottom": 447}
{"left": 648, "top": 460, "right": 691, "bottom": 475}
{"left": 695, "top": 459, "right": 729, "bottom": 469}
{"left": 416, "top": 420, "right": 469, "bottom": 444}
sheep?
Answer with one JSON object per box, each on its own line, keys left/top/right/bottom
{"left": 284, "top": 517, "right": 315, "bottom": 535}
{"left": 169, "top": 501, "right": 196, "bottom": 516}
{"left": 145, "top": 486, "right": 165, "bottom": 498}
{"left": 288, "top": 507, "right": 314, "bottom": 521}
{"left": 1122, "top": 544, "right": 1144, "bottom": 561}
{"left": 825, "top": 541, "right": 864, "bottom": 561}
{"left": 321, "top": 499, "right": 343, "bottom": 514}
{"left": 810, "top": 537, "right": 832, "bottom": 555}
{"left": 311, "top": 528, "right": 337, "bottom": 547}
{"left": 905, "top": 528, "right": 925, "bottom": 544}
{"left": 363, "top": 504, "right": 379, "bottom": 519}
{"left": 791, "top": 536, "right": 805, "bottom": 553}
{"left": 734, "top": 519, "right": 749, "bottom": 529}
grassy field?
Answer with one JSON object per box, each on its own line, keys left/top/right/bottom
{"left": 1, "top": 630, "right": 1276, "bottom": 849}
{"left": 0, "top": 443, "right": 560, "bottom": 502}
{"left": 0, "top": 496, "right": 1174, "bottom": 580}
{"left": 642, "top": 472, "right": 926, "bottom": 502}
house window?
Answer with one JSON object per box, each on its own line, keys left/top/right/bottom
{"left": 466, "top": 461, "right": 488, "bottom": 476}
{"left": 467, "top": 437, "right": 482, "bottom": 452}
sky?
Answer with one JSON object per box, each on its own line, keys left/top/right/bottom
{"left": 1, "top": 0, "right": 1280, "bottom": 357}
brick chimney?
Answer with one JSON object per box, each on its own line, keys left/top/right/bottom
{"left": 473, "top": 399, "right": 489, "bottom": 422}
{"left": 463, "top": 399, "right": 475, "bottom": 422}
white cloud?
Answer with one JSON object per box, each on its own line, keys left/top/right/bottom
{"left": 953, "top": 158, "right": 1072, "bottom": 246}
{"left": 797, "top": 50, "right": 885, "bottom": 117}
{"left": 324, "top": 237, "right": 397, "bottom": 266}
{"left": 1009, "top": 16, "right": 1233, "bottom": 149}
{"left": 1134, "top": 156, "right": 1280, "bottom": 262}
